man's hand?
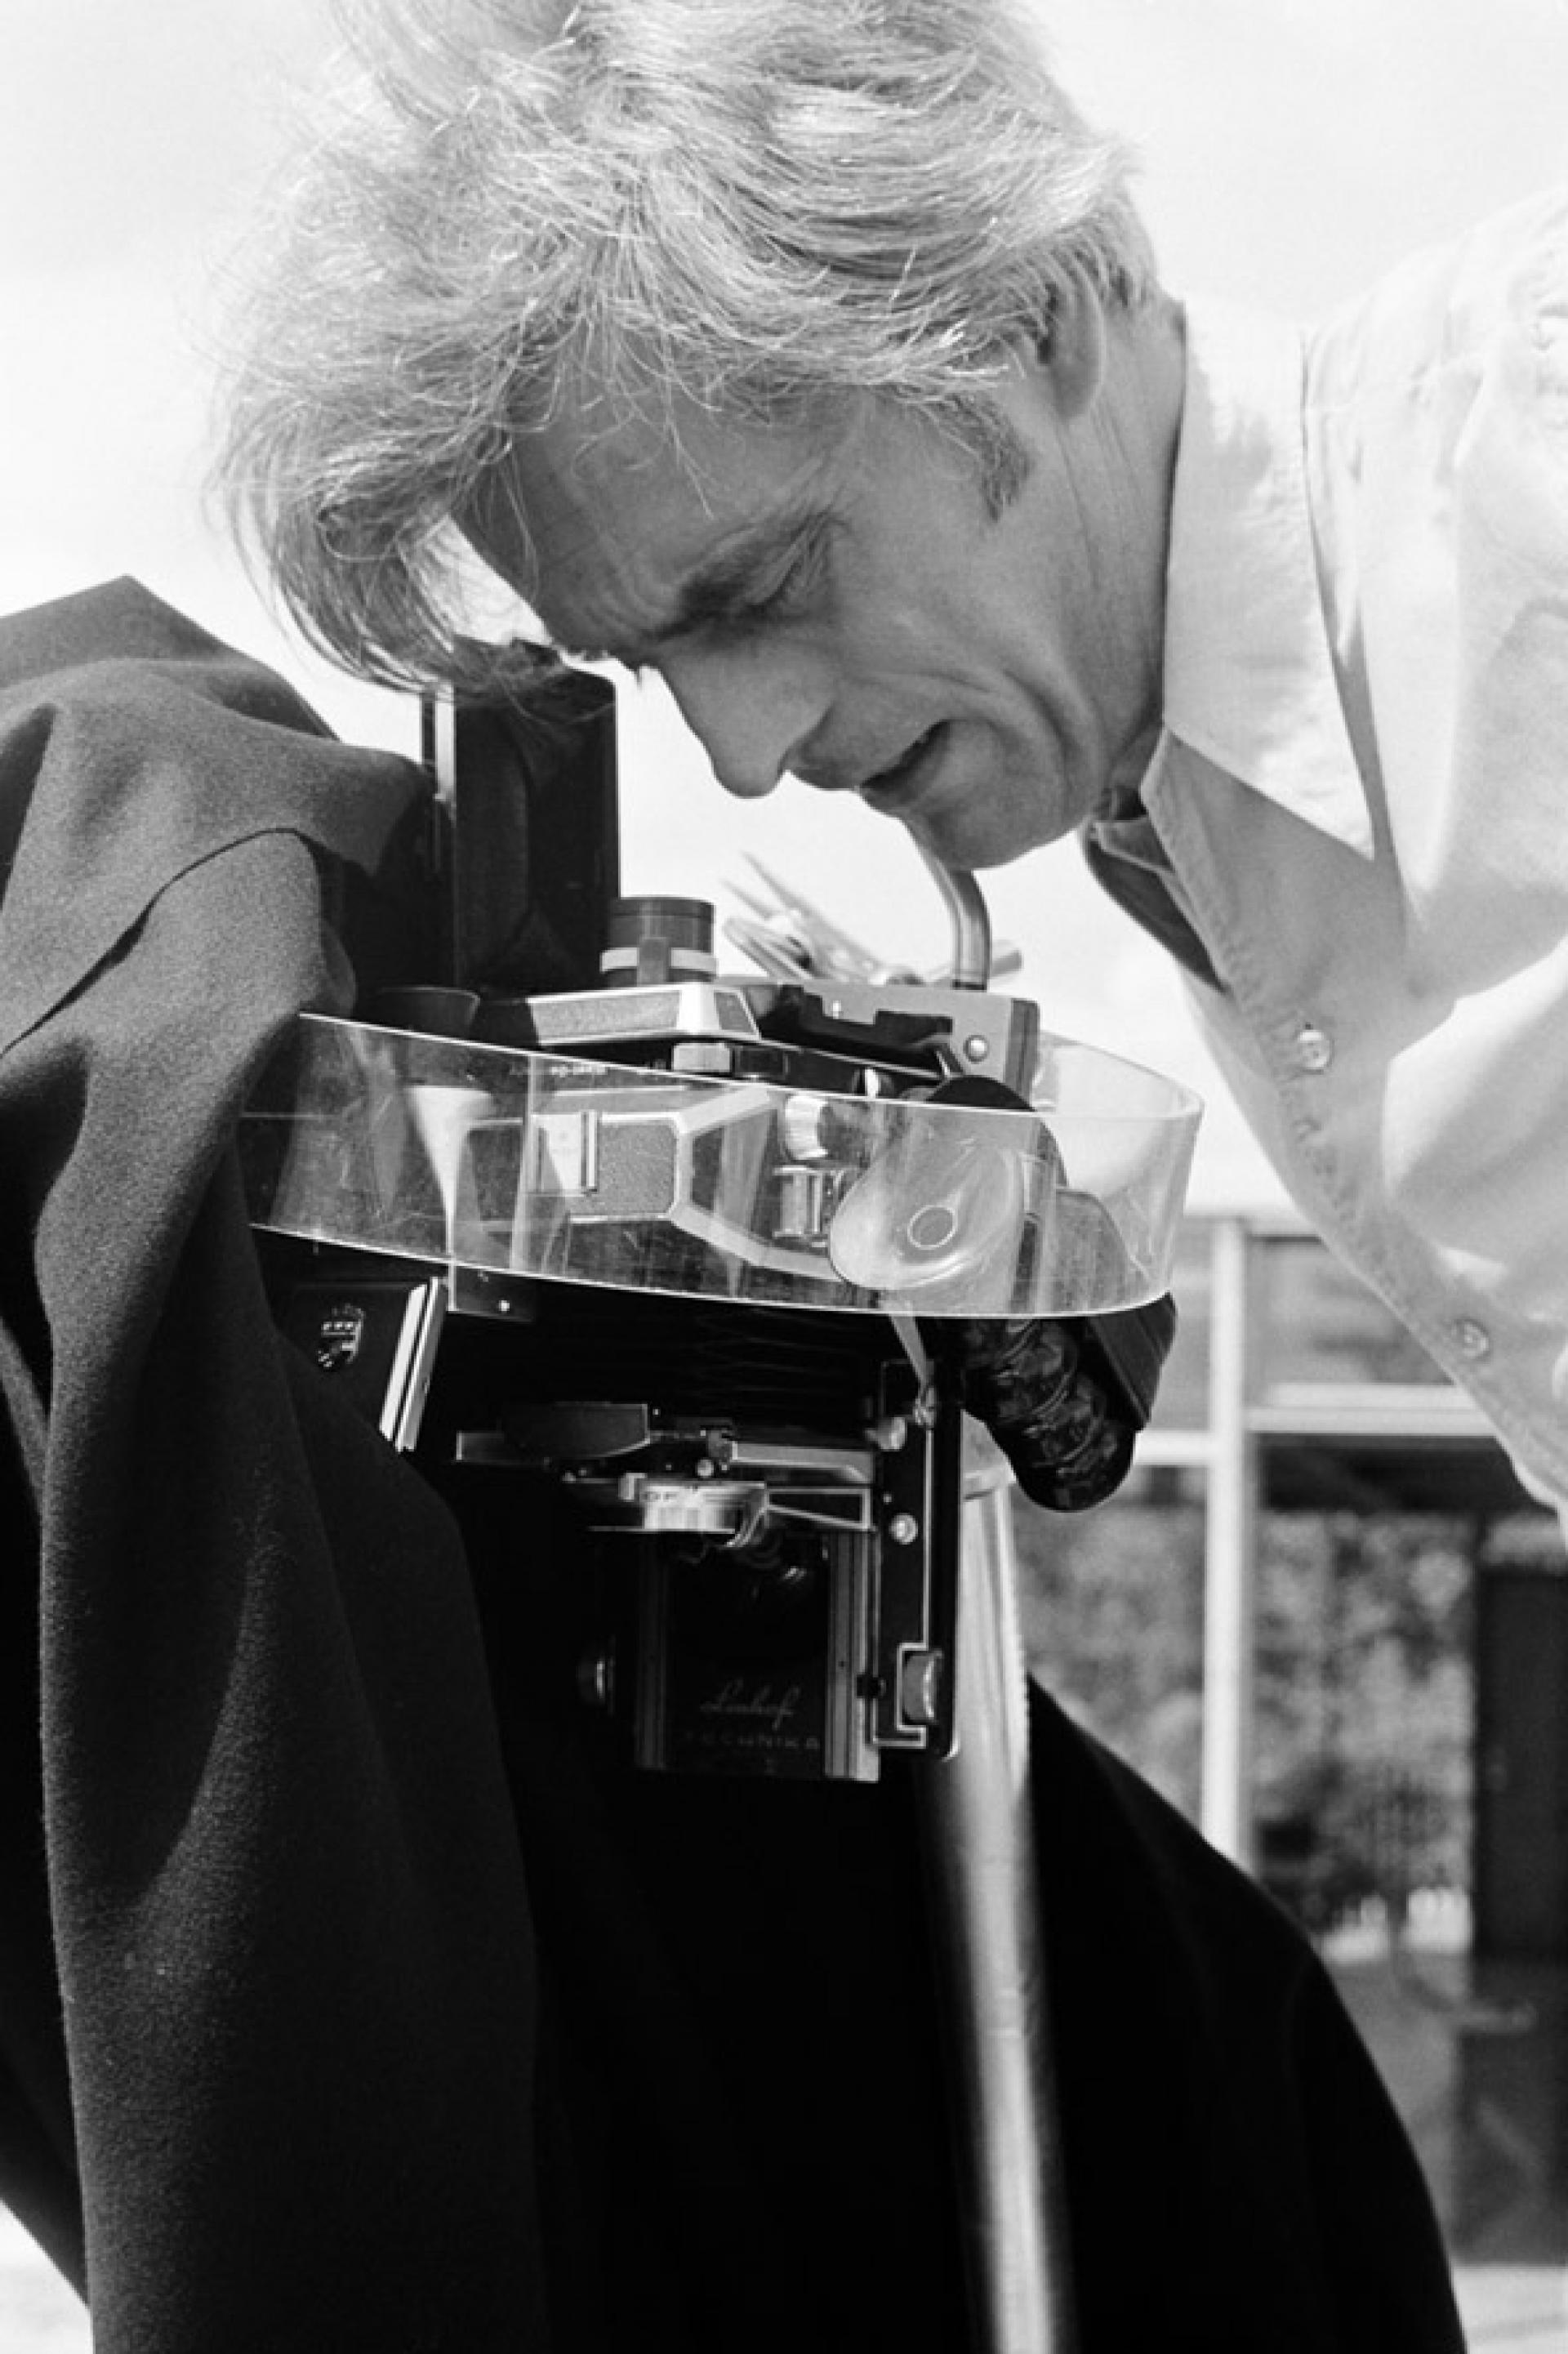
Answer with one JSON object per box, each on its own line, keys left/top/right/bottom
{"left": 904, "top": 1070, "right": 1178, "bottom": 1511}
{"left": 942, "top": 1295, "right": 1178, "bottom": 1513}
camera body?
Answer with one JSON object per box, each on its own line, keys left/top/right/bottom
{"left": 248, "top": 679, "right": 1031, "bottom": 1782}
{"left": 248, "top": 676, "right": 1183, "bottom": 1785}
{"left": 261, "top": 884, "right": 1045, "bottom": 1782}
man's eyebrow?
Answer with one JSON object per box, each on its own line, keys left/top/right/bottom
{"left": 562, "top": 504, "right": 829, "bottom": 667}
{"left": 534, "top": 502, "right": 833, "bottom": 670}
{"left": 661, "top": 505, "right": 831, "bottom": 635}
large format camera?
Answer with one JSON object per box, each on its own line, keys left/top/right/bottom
{"left": 240, "top": 672, "right": 1197, "bottom": 1791}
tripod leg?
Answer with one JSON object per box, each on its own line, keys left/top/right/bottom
{"left": 914, "top": 1453, "right": 1079, "bottom": 2354}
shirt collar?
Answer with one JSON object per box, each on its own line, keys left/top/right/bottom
{"left": 1160, "top": 298, "right": 1374, "bottom": 858}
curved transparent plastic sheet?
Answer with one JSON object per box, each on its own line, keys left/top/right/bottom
{"left": 239, "top": 1014, "right": 1201, "bottom": 1318}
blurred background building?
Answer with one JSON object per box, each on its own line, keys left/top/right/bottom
{"left": 1019, "top": 1210, "right": 1568, "bottom": 2308}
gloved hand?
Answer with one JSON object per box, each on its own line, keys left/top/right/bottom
{"left": 941, "top": 1295, "right": 1177, "bottom": 1513}
{"left": 905, "top": 1071, "right": 1178, "bottom": 1513}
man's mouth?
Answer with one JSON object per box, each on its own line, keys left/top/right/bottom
{"left": 856, "top": 724, "right": 945, "bottom": 810}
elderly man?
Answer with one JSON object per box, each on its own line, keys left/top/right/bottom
{"left": 221, "top": 0, "right": 1568, "bottom": 1520}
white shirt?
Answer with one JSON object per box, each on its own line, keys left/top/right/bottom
{"left": 1091, "top": 191, "right": 1568, "bottom": 1506}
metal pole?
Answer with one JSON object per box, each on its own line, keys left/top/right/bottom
{"left": 1200, "top": 1215, "right": 1258, "bottom": 1866}
{"left": 914, "top": 1444, "right": 1078, "bottom": 2354}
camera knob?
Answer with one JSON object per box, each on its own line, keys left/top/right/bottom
{"left": 599, "top": 894, "right": 716, "bottom": 988}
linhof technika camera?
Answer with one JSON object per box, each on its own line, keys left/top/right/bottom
{"left": 238, "top": 671, "right": 1200, "bottom": 1788}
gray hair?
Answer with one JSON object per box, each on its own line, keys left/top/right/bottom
{"left": 216, "top": 0, "right": 1155, "bottom": 694}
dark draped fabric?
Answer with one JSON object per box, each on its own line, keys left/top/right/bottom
{"left": 0, "top": 582, "right": 548, "bottom": 2350}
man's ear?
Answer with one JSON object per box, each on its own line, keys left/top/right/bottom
{"left": 1018, "top": 274, "right": 1108, "bottom": 421}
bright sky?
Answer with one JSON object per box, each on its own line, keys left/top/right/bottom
{"left": 2, "top": 0, "right": 1566, "bottom": 1208}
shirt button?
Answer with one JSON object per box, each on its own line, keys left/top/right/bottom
{"left": 1294, "top": 1023, "right": 1334, "bottom": 1073}
{"left": 1450, "top": 1318, "right": 1492, "bottom": 1362}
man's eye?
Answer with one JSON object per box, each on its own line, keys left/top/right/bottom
{"left": 735, "top": 534, "right": 826, "bottom": 627}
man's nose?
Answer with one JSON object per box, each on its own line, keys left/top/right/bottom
{"left": 660, "top": 640, "right": 834, "bottom": 801}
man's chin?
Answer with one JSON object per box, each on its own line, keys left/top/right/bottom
{"left": 898, "top": 801, "right": 1051, "bottom": 875}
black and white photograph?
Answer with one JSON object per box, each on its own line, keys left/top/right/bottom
{"left": 2, "top": 3, "right": 1566, "bottom": 2347}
